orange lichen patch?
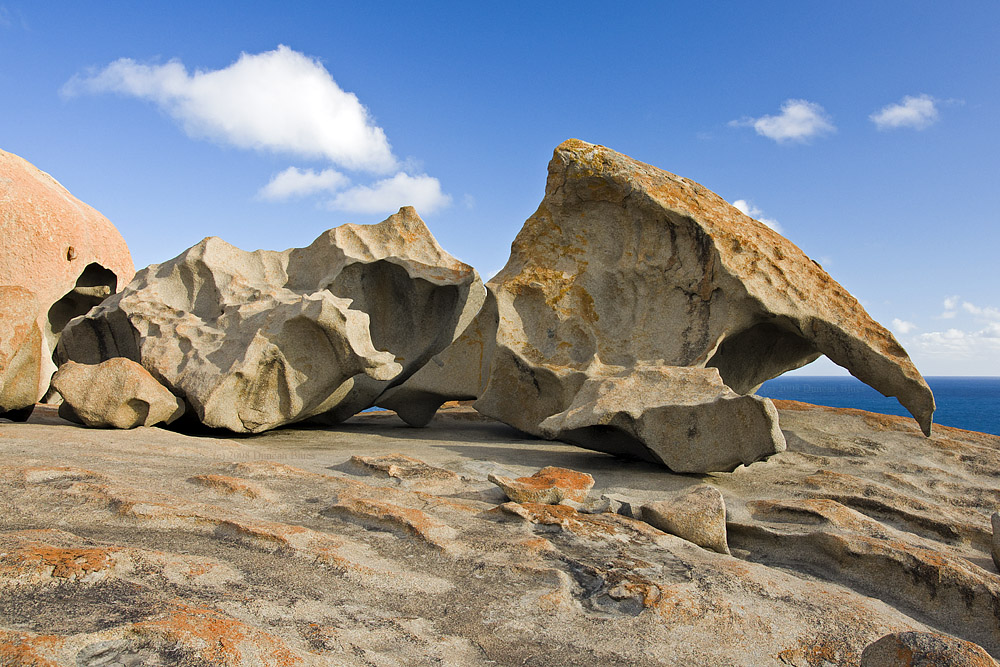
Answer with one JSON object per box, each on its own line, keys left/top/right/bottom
{"left": 129, "top": 605, "right": 304, "bottom": 667}
{"left": 488, "top": 466, "right": 595, "bottom": 504}
{"left": 0, "top": 630, "right": 65, "bottom": 667}
{"left": 771, "top": 399, "right": 822, "bottom": 412}
{"left": 0, "top": 543, "right": 117, "bottom": 584}
{"left": 322, "top": 496, "right": 457, "bottom": 550}
{"left": 189, "top": 474, "right": 271, "bottom": 500}
{"left": 349, "top": 453, "right": 458, "bottom": 481}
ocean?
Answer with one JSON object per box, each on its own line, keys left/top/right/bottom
{"left": 757, "top": 376, "right": 1000, "bottom": 436}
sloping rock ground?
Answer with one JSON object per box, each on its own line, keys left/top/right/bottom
{"left": 0, "top": 402, "right": 997, "bottom": 666}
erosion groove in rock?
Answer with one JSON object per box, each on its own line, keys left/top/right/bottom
{"left": 1, "top": 402, "right": 996, "bottom": 665}
{"left": 56, "top": 207, "right": 483, "bottom": 433}
{"left": 0, "top": 149, "right": 134, "bottom": 416}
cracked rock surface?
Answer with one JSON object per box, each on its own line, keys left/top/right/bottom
{"left": 0, "top": 400, "right": 996, "bottom": 665}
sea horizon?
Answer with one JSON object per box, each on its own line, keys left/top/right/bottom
{"left": 757, "top": 375, "right": 1000, "bottom": 436}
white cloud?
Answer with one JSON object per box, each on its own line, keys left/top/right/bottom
{"left": 961, "top": 301, "right": 1000, "bottom": 320}
{"left": 891, "top": 318, "right": 916, "bottom": 335}
{"left": 870, "top": 94, "right": 939, "bottom": 131}
{"left": 258, "top": 167, "right": 348, "bottom": 201}
{"left": 731, "top": 199, "right": 783, "bottom": 233}
{"left": 329, "top": 173, "right": 451, "bottom": 215}
{"left": 730, "top": 99, "right": 835, "bottom": 143}
{"left": 63, "top": 45, "right": 397, "bottom": 173}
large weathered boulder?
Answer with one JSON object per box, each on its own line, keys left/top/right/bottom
{"left": 52, "top": 359, "right": 185, "bottom": 429}
{"left": 0, "top": 149, "right": 134, "bottom": 417}
{"left": 56, "top": 207, "right": 483, "bottom": 433}
{"left": 387, "top": 139, "right": 934, "bottom": 471}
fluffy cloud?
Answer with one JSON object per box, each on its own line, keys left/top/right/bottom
{"left": 258, "top": 167, "right": 349, "bottom": 201}
{"left": 731, "top": 199, "right": 783, "bottom": 233}
{"left": 730, "top": 99, "right": 835, "bottom": 143}
{"left": 329, "top": 173, "right": 451, "bottom": 215}
{"left": 870, "top": 94, "right": 939, "bottom": 131}
{"left": 63, "top": 45, "right": 397, "bottom": 173}
{"left": 891, "top": 318, "right": 916, "bottom": 335}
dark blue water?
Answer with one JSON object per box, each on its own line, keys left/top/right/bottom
{"left": 757, "top": 376, "right": 1000, "bottom": 436}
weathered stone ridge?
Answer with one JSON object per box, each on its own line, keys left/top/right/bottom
{"left": 56, "top": 207, "right": 483, "bottom": 433}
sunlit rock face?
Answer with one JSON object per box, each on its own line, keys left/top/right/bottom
{"left": 0, "top": 149, "right": 134, "bottom": 419}
{"left": 57, "top": 207, "right": 483, "bottom": 433}
{"left": 387, "top": 139, "right": 934, "bottom": 471}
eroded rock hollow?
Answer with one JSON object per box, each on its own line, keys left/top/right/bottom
{"left": 57, "top": 207, "right": 483, "bottom": 433}
{"left": 387, "top": 139, "right": 934, "bottom": 471}
{"left": 0, "top": 149, "right": 135, "bottom": 420}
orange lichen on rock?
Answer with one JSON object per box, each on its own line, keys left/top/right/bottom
{"left": 488, "top": 466, "right": 595, "bottom": 504}
{"left": 129, "top": 605, "right": 304, "bottom": 667}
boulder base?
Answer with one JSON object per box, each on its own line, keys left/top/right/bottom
{"left": 52, "top": 359, "right": 184, "bottom": 428}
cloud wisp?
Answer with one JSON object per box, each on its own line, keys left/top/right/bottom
{"left": 329, "top": 173, "right": 451, "bottom": 215}
{"left": 870, "top": 94, "right": 939, "bottom": 131}
{"left": 257, "top": 167, "right": 349, "bottom": 201}
{"left": 732, "top": 199, "right": 783, "bottom": 234}
{"left": 66, "top": 45, "right": 453, "bottom": 217}
{"left": 730, "top": 99, "right": 835, "bottom": 144}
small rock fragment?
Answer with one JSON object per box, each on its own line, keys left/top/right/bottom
{"left": 601, "top": 493, "right": 641, "bottom": 518}
{"left": 488, "top": 466, "right": 595, "bottom": 505}
{"left": 52, "top": 358, "right": 184, "bottom": 428}
{"left": 642, "top": 485, "right": 730, "bottom": 554}
{"left": 992, "top": 512, "right": 999, "bottom": 572}
{"left": 860, "top": 631, "right": 998, "bottom": 666}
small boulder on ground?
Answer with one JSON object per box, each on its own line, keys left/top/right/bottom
{"left": 641, "top": 484, "right": 730, "bottom": 554}
{"left": 488, "top": 466, "right": 595, "bottom": 505}
{"left": 52, "top": 358, "right": 185, "bottom": 429}
{"left": 860, "top": 631, "right": 998, "bottom": 666}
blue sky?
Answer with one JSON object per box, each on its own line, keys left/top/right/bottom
{"left": 2, "top": 1, "right": 998, "bottom": 375}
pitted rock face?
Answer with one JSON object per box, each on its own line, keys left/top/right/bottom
{"left": 0, "top": 149, "right": 134, "bottom": 415}
{"left": 56, "top": 207, "right": 483, "bottom": 433}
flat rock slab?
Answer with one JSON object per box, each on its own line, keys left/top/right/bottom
{"left": 0, "top": 401, "right": 997, "bottom": 665}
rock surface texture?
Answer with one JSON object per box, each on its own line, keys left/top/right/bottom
{"left": 390, "top": 139, "right": 935, "bottom": 471}
{"left": 0, "top": 149, "right": 134, "bottom": 417}
{"left": 860, "top": 631, "right": 998, "bottom": 666}
{"left": 56, "top": 207, "right": 483, "bottom": 433}
{"left": 52, "top": 359, "right": 185, "bottom": 428}
{"left": 0, "top": 401, "right": 996, "bottom": 665}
